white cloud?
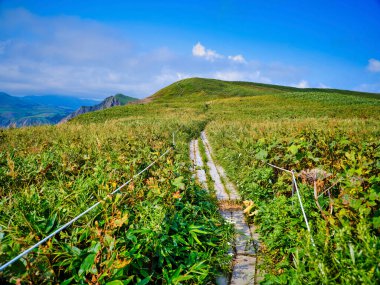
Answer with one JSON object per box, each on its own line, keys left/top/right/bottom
{"left": 0, "top": 9, "right": 183, "bottom": 98}
{"left": 192, "top": 42, "right": 223, "bottom": 61}
{"left": 228, "top": 54, "right": 246, "bottom": 63}
{"left": 192, "top": 43, "right": 247, "bottom": 64}
{"left": 295, "top": 80, "right": 309, "bottom": 88}
{"left": 192, "top": 42, "right": 206, "bottom": 57}
{"left": 214, "top": 70, "right": 271, "bottom": 83}
{"left": 0, "top": 9, "right": 314, "bottom": 99}
{"left": 367, "top": 58, "right": 380, "bottom": 72}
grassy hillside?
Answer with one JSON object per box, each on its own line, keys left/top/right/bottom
{"left": 0, "top": 78, "right": 379, "bottom": 284}
{"left": 114, "top": 94, "right": 139, "bottom": 105}
{"left": 151, "top": 77, "right": 379, "bottom": 103}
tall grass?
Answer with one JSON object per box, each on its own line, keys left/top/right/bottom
{"left": 1, "top": 77, "right": 379, "bottom": 283}
{"left": 0, "top": 105, "right": 232, "bottom": 284}
{"left": 206, "top": 88, "right": 380, "bottom": 283}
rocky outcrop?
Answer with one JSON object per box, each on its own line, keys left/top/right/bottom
{"left": 59, "top": 95, "right": 133, "bottom": 123}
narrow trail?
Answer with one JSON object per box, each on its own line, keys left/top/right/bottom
{"left": 190, "top": 131, "right": 260, "bottom": 285}
{"left": 189, "top": 139, "right": 208, "bottom": 189}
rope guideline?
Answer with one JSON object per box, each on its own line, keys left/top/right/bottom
{"left": 0, "top": 134, "right": 176, "bottom": 272}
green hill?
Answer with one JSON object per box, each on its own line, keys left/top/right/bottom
{"left": 151, "top": 77, "right": 379, "bottom": 102}
{"left": 1, "top": 78, "right": 379, "bottom": 284}
{"left": 73, "top": 77, "right": 379, "bottom": 125}
{"left": 114, "top": 93, "right": 138, "bottom": 105}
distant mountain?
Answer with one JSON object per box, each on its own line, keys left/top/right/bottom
{"left": 0, "top": 92, "right": 29, "bottom": 107}
{"left": 22, "top": 95, "right": 98, "bottom": 109}
{"left": 0, "top": 92, "right": 65, "bottom": 127}
{"left": 59, "top": 94, "right": 138, "bottom": 123}
{"left": 0, "top": 92, "right": 103, "bottom": 128}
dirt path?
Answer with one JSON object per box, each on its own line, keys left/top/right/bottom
{"left": 190, "top": 132, "right": 260, "bottom": 285}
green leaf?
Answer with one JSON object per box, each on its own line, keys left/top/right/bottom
{"left": 175, "top": 275, "right": 193, "bottom": 282}
{"left": 373, "top": 217, "right": 380, "bottom": 229}
{"left": 288, "top": 144, "right": 299, "bottom": 155}
{"left": 255, "top": 149, "right": 268, "bottom": 160}
{"left": 345, "top": 151, "right": 356, "bottom": 162}
{"left": 88, "top": 241, "right": 102, "bottom": 253}
{"left": 125, "top": 276, "right": 135, "bottom": 285}
{"left": 189, "top": 225, "right": 209, "bottom": 235}
{"left": 172, "top": 176, "right": 185, "bottom": 190}
{"left": 105, "top": 281, "right": 124, "bottom": 285}
{"left": 190, "top": 232, "right": 202, "bottom": 245}
{"left": 79, "top": 253, "right": 96, "bottom": 276}
{"left": 45, "top": 213, "right": 57, "bottom": 233}
{"left": 60, "top": 277, "right": 74, "bottom": 285}
{"left": 137, "top": 276, "right": 151, "bottom": 285}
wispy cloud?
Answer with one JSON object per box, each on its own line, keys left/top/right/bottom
{"left": 213, "top": 70, "right": 271, "bottom": 83}
{"left": 228, "top": 54, "right": 246, "bottom": 63}
{"left": 192, "top": 42, "right": 223, "bottom": 61}
{"left": 367, "top": 58, "right": 380, "bottom": 72}
{"left": 295, "top": 80, "right": 309, "bottom": 88}
{"left": 0, "top": 9, "right": 179, "bottom": 98}
{"left": 192, "top": 42, "right": 247, "bottom": 64}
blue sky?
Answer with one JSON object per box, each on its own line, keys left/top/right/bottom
{"left": 0, "top": 0, "right": 380, "bottom": 98}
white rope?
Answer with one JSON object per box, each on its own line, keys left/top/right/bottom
{"left": 291, "top": 171, "right": 315, "bottom": 247}
{"left": 266, "top": 162, "right": 315, "bottom": 247}
{"left": 266, "top": 162, "right": 293, "bottom": 174}
{"left": 0, "top": 144, "right": 174, "bottom": 272}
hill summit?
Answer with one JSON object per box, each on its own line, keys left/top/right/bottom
{"left": 150, "top": 77, "right": 379, "bottom": 102}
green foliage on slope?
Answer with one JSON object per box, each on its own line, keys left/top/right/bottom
{"left": 0, "top": 77, "right": 379, "bottom": 284}
{"left": 114, "top": 94, "right": 138, "bottom": 105}
{"left": 0, "top": 104, "right": 232, "bottom": 284}
{"left": 151, "top": 77, "right": 379, "bottom": 103}
{"left": 199, "top": 80, "right": 380, "bottom": 284}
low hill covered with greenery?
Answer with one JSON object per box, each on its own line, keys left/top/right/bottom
{"left": 0, "top": 78, "right": 379, "bottom": 284}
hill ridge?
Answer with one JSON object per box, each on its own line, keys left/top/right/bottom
{"left": 150, "top": 77, "right": 380, "bottom": 102}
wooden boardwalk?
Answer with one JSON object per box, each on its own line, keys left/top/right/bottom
{"left": 190, "top": 131, "right": 261, "bottom": 285}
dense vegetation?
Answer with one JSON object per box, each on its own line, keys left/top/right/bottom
{"left": 207, "top": 116, "right": 379, "bottom": 283}
{"left": 1, "top": 77, "right": 379, "bottom": 284}
{"left": 201, "top": 81, "right": 380, "bottom": 283}
{"left": 0, "top": 105, "right": 232, "bottom": 284}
